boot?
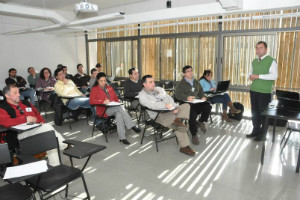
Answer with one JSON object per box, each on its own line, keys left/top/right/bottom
{"left": 228, "top": 102, "right": 241, "bottom": 114}
{"left": 222, "top": 110, "right": 232, "bottom": 122}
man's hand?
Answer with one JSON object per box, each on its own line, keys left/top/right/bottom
{"left": 187, "top": 96, "right": 195, "bottom": 101}
{"left": 249, "top": 74, "right": 259, "bottom": 81}
{"left": 26, "top": 116, "right": 37, "bottom": 123}
{"left": 201, "top": 97, "right": 206, "bottom": 101}
{"left": 103, "top": 98, "right": 110, "bottom": 104}
{"left": 173, "top": 109, "right": 178, "bottom": 114}
{"left": 165, "top": 103, "right": 173, "bottom": 109}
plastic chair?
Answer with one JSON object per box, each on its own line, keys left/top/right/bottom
{"left": 19, "top": 131, "right": 91, "bottom": 200}
{"left": 0, "top": 143, "right": 36, "bottom": 200}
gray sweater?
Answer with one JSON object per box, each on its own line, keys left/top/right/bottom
{"left": 138, "top": 87, "right": 177, "bottom": 119}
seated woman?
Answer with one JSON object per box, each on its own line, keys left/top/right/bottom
{"left": 199, "top": 70, "right": 240, "bottom": 122}
{"left": 35, "top": 68, "right": 56, "bottom": 103}
{"left": 89, "top": 72, "right": 141, "bottom": 145}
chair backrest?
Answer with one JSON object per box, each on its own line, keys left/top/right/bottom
{"left": 0, "top": 143, "right": 11, "bottom": 165}
{"left": 164, "top": 81, "right": 174, "bottom": 89}
{"left": 19, "top": 131, "right": 61, "bottom": 163}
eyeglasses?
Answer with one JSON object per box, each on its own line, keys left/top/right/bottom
{"left": 16, "top": 106, "right": 24, "bottom": 114}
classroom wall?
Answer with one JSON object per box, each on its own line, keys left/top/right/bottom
{"left": 0, "top": 14, "right": 87, "bottom": 89}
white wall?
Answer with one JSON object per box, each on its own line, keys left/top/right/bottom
{"left": 0, "top": 14, "right": 86, "bottom": 89}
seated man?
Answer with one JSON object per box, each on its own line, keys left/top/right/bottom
{"left": 61, "top": 65, "right": 74, "bottom": 80}
{"left": 95, "top": 63, "right": 103, "bottom": 73}
{"left": 139, "top": 75, "right": 195, "bottom": 156}
{"left": 124, "top": 68, "right": 143, "bottom": 109}
{"left": 89, "top": 68, "right": 98, "bottom": 89}
{"left": 5, "top": 68, "right": 36, "bottom": 104}
{"left": 27, "top": 67, "right": 40, "bottom": 88}
{"left": 54, "top": 68, "right": 90, "bottom": 112}
{"left": 175, "top": 65, "right": 212, "bottom": 145}
{"left": 0, "top": 85, "right": 67, "bottom": 166}
{"left": 73, "top": 64, "right": 90, "bottom": 94}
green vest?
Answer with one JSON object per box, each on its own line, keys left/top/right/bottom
{"left": 250, "top": 55, "right": 275, "bottom": 94}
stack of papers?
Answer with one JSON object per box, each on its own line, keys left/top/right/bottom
{"left": 11, "top": 123, "right": 41, "bottom": 131}
{"left": 107, "top": 102, "right": 122, "bottom": 106}
{"left": 4, "top": 160, "right": 48, "bottom": 179}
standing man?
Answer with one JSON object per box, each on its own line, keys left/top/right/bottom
{"left": 5, "top": 68, "right": 36, "bottom": 104}
{"left": 175, "top": 66, "right": 212, "bottom": 145}
{"left": 27, "top": 67, "right": 40, "bottom": 88}
{"left": 73, "top": 64, "right": 90, "bottom": 94}
{"left": 246, "top": 41, "right": 278, "bottom": 141}
{"left": 124, "top": 68, "right": 143, "bottom": 109}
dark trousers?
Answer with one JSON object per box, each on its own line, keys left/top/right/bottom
{"left": 189, "top": 102, "right": 212, "bottom": 136}
{"left": 250, "top": 91, "right": 271, "bottom": 137}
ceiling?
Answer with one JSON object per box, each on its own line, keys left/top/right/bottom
{"left": 1, "top": 0, "right": 299, "bottom": 35}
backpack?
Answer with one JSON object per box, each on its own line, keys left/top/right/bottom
{"left": 228, "top": 102, "right": 244, "bottom": 121}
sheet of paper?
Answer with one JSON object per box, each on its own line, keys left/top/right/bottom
{"left": 107, "top": 101, "right": 123, "bottom": 106}
{"left": 4, "top": 160, "right": 48, "bottom": 179}
{"left": 11, "top": 123, "right": 41, "bottom": 131}
{"left": 184, "top": 99, "right": 205, "bottom": 104}
{"left": 153, "top": 106, "right": 176, "bottom": 111}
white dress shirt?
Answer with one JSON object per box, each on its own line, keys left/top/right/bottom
{"left": 249, "top": 54, "right": 278, "bottom": 80}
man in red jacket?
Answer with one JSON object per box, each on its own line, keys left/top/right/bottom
{"left": 0, "top": 84, "right": 67, "bottom": 166}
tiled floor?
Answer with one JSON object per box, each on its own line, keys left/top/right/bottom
{"left": 5, "top": 110, "right": 300, "bottom": 200}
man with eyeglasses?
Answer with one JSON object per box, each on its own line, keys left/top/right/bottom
{"left": 0, "top": 84, "right": 67, "bottom": 166}
{"left": 175, "top": 65, "right": 212, "bottom": 145}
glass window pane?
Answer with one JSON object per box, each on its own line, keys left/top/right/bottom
{"left": 140, "top": 38, "right": 160, "bottom": 80}
{"left": 161, "top": 38, "right": 175, "bottom": 80}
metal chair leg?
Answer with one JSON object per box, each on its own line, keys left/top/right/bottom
{"left": 81, "top": 175, "right": 91, "bottom": 200}
{"left": 140, "top": 124, "right": 147, "bottom": 144}
{"left": 280, "top": 130, "right": 292, "bottom": 154}
{"left": 65, "top": 184, "right": 69, "bottom": 198}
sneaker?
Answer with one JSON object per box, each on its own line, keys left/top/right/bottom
{"left": 180, "top": 146, "right": 195, "bottom": 156}
{"left": 198, "top": 122, "right": 207, "bottom": 133}
{"left": 192, "top": 135, "right": 200, "bottom": 145}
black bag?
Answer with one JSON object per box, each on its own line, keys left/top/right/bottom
{"left": 53, "top": 94, "right": 68, "bottom": 126}
{"left": 228, "top": 102, "right": 244, "bottom": 121}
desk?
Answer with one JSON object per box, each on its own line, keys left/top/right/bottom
{"left": 261, "top": 102, "right": 300, "bottom": 172}
{"left": 63, "top": 140, "right": 106, "bottom": 171}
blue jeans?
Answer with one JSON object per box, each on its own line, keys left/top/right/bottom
{"left": 20, "top": 88, "right": 36, "bottom": 104}
{"left": 67, "top": 97, "right": 90, "bottom": 110}
{"left": 211, "top": 93, "right": 231, "bottom": 110}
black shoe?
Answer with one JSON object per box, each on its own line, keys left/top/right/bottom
{"left": 120, "top": 139, "right": 130, "bottom": 145}
{"left": 246, "top": 133, "right": 258, "bottom": 138}
{"left": 131, "top": 126, "right": 141, "bottom": 133}
{"left": 254, "top": 136, "right": 266, "bottom": 142}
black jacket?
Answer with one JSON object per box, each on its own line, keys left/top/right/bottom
{"left": 5, "top": 76, "right": 27, "bottom": 88}
{"left": 73, "top": 73, "right": 90, "bottom": 88}
{"left": 124, "top": 79, "right": 143, "bottom": 99}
